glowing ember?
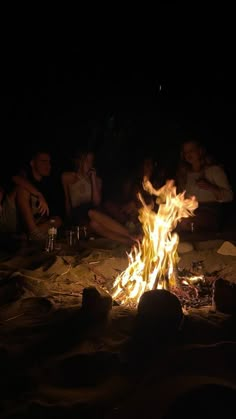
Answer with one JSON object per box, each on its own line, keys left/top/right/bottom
{"left": 112, "top": 179, "right": 198, "bottom": 306}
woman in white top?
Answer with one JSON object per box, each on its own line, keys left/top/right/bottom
{"left": 176, "top": 140, "right": 233, "bottom": 232}
{"left": 61, "top": 149, "right": 138, "bottom": 245}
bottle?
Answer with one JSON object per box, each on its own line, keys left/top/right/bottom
{"left": 45, "top": 219, "right": 57, "bottom": 252}
{"left": 83, "top": 226, "right": 87, "bottom": 240}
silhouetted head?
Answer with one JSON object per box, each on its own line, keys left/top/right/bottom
{"left": 181, "top": 140, "right": 206, "bottom": 167}
{"left": 30, "top": 150, "right": 51, "bottom": 180}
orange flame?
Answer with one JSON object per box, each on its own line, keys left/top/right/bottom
{"left": 112, "top": 179, "right": 198, "bottom": 306}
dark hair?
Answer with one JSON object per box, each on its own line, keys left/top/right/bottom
{"left": 71, "top": 148, "right": 95, "bottom": 171}
{"left": 31, "top": 149, "right": 51, "bottom": 160}
{"left": 73, "top": 145, "right": 95, "bottom": 159}
{"left": 28, "top": 142, "right": 51, "bottom": 161}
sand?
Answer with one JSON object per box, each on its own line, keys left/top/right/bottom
{"left": 1, "top": 237, "right": 236, "bottom": 418}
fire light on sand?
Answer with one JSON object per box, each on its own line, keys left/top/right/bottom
{"left": 112, "top": 178, "right": 199, "bottom": 307}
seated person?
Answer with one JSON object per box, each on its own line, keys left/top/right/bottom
{"left": 176, "top": 139, "right": 233, "bottom": 232}
{"left": 61, "top": 148, "right": 138, "bottom": 245}
{"left": 16, "top": 149, "right": 62, "bottom": 240}
{"left": 102, "top": 168, "right": 140, "bottom": 232}
{"left": 103, "top": 155, "right": 165, "bottom": 235}
{"left": 0, "top": 174, "right": 49, "bottom": 235}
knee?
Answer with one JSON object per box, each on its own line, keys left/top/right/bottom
{"left": 89, "top": 219, "right": 98, "bottom": 230}
{"left": 54, "top": 216, "right": 63, "bottom": 228}
{"left": 88, "top": 209, "right": 96, "bottom": 219}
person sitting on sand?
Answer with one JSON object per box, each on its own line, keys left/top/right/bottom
{"left": 103, "top": 155, "right": 165, "bottom": 237}
{"left": 16, "top": 149, "right": 62, "bottom": 240}
{"left": 61, "top": 148, "right": 138, "bottom": 245}
{"left": 176, "top": 139, "right": 233, "bottom": 233}
{"left": 0, "top": 172, "right": 49, "bottom": 235}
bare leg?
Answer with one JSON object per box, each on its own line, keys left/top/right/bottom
{"left": 102, "top": 201, "right": 127, "bottom": 224}
{"left": 89, "top": 220, "right": 134, "bottom": 245}
{"left": 88, "top": 209, "right": 133, "bottom": 238}
{"left": 88, "top": 209, "right": 139, "bottom": 244}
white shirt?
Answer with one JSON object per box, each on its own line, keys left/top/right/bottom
{"left": 68, "top": 175, "right": 92, "bottom": 208}
{"left": 185, "top": 165, "right": 233, "bottom": 203}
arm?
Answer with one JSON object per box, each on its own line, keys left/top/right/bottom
{"left": 61, "top": 172, "right": 73, "bottom": 217}
{"left": 198, "top": 166, "right": 234, "bottom": 202}
{"left": 16, "top": 186, "right": 37, "bottom": 233}
{"left": 13, "top": 175, "right": 42, "bottom": 197}
{"left": 12, "top": 175, "right": 49, "bottom": 215}
{"left": 89, "top": 169, "right": 102, "bottom": 206}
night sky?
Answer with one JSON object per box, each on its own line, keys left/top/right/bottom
{"left": 1, "top": 37, "right": 235, "bottom": 187}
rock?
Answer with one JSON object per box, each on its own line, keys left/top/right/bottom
{"left": 82, "top": 286, "right": 112, "bottom": 318}
{"left": 134, "top": 289, "right": 183, "bottom": 343}
{"left": 217, "top": 241, "right": 236, "bottom": 256}
{"left": 194, "top": 240, "right": 224, "bottom": 251}
{"left": 214, "top": 278, "right": 236, "bottom": 314}
{"left": 178, "top": 241, "right": 194, "bottom": 254}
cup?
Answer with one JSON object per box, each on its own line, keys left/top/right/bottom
{"left": 66, "top": 229, "right": 77, "bottom": 247}
{"left": 76, "top": 226, "right": 88, "bottom": 240}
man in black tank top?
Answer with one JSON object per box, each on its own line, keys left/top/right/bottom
{"left": 16, "top": 150, "right": 62, "bottom": 240}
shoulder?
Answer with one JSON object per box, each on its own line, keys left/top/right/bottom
{"left": 205, "top": 165, "right": 225, "bottom": 175}
{"left": 61, "top": 171, "right": 76, "bottom": 183}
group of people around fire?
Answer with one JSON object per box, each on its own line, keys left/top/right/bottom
{"left": 0, "top": 138, "right": 234, "bottom": 245}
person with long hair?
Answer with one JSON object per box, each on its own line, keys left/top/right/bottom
{"left": 61, "top": 148, "right": 138, "bottom": 245}
{"left": 176, "top": 139, "right": 233, "bottom": 232}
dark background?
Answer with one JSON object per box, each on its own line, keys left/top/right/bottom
{"left": 1, "top": 35, "right": 235, "bottom": 189}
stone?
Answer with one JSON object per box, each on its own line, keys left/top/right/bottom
{"left": 214, "top": 278, "right": 236, "bottom": 314}
{"left": 134, "top": 289, "right": 183, "bottom": 343}
{"left": 178, "top": 241, "right": 194, "bottom": 254}
{"left": 82, "top": 286, "right": 112, "bottom": 318}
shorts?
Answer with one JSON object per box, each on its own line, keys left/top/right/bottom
{"left": 70, "top": 203, "right": 94, "bottom": 226}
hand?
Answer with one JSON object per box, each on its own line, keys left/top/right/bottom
{"left": 88, "top": 168, "right": 97, "bottom": 178}
{"left": 196, "top": 178, "right": 212, "bottom": 190}
{"left": 37, "top": 194, "right": 49, "bottom": 216}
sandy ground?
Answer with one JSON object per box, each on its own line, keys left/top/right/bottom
{"left": 1, "top": 237, "right": 236, "bottom": 418}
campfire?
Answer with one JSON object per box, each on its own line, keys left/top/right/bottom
{"left": 112, "top": 179, "right": 211, "bottom": 308}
